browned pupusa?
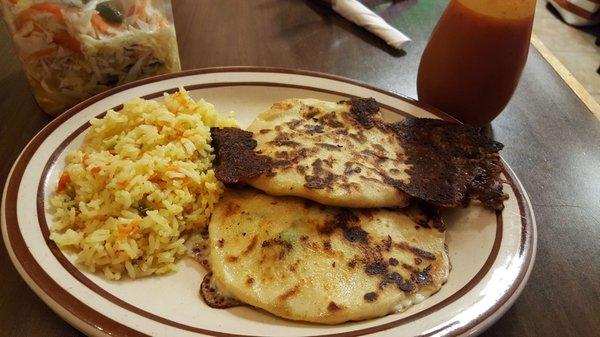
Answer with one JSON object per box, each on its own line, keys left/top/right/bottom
{"left": 211, "top": 98, "right": 507, "bottom": 211}
{"left": 244, "top": 98, "right": 411, "bottom": 208}
{"left": 206, "top": 188, "right": 449, "bottom": 324}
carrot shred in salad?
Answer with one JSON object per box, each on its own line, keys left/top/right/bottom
{"left": 1, "top": 0, "right": 181, "bottom": 115}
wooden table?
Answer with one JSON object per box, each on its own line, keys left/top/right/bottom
{"left": 1, "top": 1, "right": 599, "bottom": 336}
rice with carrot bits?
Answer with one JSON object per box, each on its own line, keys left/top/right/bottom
{"left": 49, "top": 88, "right": 237, "bottom": 280}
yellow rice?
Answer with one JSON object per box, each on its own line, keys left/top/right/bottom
{"left": 49, "top": 88, "right": 237, "bottom": 280}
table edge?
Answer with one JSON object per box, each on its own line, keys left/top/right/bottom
{"left": 530, "top": 34, "right": 600, "bottom": 120}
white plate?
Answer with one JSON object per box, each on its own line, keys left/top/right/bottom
{"left": 1, "top": 67, "right": 536, "bottom": 337}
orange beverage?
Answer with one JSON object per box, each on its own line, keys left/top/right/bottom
{"left": 417, "top": 0, "right": 536, "bottom": 126}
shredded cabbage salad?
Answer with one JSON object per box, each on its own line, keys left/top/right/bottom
{"left": 1, "top": 0, "right": 181, "bottom": 115}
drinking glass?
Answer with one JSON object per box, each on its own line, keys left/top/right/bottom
{"left": 417, "top": 0, "right": 537, "bottom": 126}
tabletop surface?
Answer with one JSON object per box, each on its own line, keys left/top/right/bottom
{"left": 1, "top": 1, "right": 599, "bottom": 336}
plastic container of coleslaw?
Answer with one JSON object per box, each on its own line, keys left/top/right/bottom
{"left": 1, "top": 0, "right": 181, "bottom": 116}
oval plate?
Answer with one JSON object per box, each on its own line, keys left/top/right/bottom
{"left": 1, "top": 67, "right": 536, "bottom": 337}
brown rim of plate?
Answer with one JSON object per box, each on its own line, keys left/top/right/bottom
{"left": 1, "top": 67, "right": 534, "bottom": 337}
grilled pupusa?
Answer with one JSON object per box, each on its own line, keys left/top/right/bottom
{"left": 202, "top": 188, "right": 449, "bottom": 324}
{"left": 245, "top": 98, "right": 412, "bottom": 208}
{"left": 211, "top": 98, "right": 507, "bottom": 211}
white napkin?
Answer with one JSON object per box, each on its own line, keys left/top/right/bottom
{"left": 332, "top": 0, "right": 411, "bottom": 50}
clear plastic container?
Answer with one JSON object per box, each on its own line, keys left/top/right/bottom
{"left": 1, "top": 0, "right": 181, "bottom": 116}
